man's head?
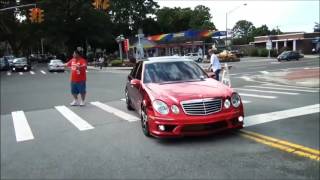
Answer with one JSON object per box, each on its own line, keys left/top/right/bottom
{"left": 208, "top": 47, "right": 218, "bottom": 55}
{"left": 73, "top": 50, "right": 81, "bottom": 59}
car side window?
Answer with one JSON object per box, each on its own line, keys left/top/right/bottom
{"left": 135, "top": 62, "right": 143, "bottom": 80}
{"left": 130, "top": 62, "right": 140, "bottom": 78}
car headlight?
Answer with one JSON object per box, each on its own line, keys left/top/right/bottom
{"left": 171, "top": 105, "right": 180, "bottom": 114}
{"left": 224, "top": 99, "right": 231, "bottom": 109}
{"left": 231, "top": 93, "right": 241, "bottom": 108}
{"left": 152, "top": 100, "right": 169, "bottom": 115}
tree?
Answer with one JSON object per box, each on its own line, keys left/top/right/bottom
{"left": 232, "top": 20, "right": 255, "bottom": 44}
{"left": 189, "top": 5, "right": 216, "bottom": 30}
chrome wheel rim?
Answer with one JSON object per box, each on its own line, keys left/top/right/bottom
{"left": 141, "top": 109, "right": 148, "bottom": 129}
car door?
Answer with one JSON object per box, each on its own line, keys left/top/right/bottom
{"left": 127, "top": 61, "right": 143, "bottom": 111}
{"left": 131, "top": 61, "right": 143, "bottom": 112}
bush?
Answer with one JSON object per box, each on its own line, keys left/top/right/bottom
{"left": 270, "top": 49, "right": 278, "bottom": 57}
{"left": 110, "top": 59, "right": 123, "bottom": 66}
{"left": 249, "top": 48, "right": 259, "bottom": 57}
{"left": 258, "top": 48, "right": 269, "bottom": 57}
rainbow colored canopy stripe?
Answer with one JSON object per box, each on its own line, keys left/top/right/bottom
{"left": 147, "top": 30, "right": 215, "bottom": 42}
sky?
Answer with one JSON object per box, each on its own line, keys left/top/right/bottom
{"left": 154, "top": 0, "right": 320, "bottom": 33}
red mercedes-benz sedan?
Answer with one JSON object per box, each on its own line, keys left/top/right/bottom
{"left": 125, "top": 56, "right": 244, "bottom": 138}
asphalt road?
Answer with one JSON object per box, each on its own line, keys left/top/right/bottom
{"left": 1, "top": 57, "right": 319, "bottom": 179}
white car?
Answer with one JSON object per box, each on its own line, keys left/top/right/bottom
{"left": 183, "top": 53, "right": 203, "bottom": 62}
{"left": 48, "top": 59, "right": 65, "bottom": 72}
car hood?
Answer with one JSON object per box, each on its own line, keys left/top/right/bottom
{"left": 144, "top": 79, "right": 233, "bottom": 104}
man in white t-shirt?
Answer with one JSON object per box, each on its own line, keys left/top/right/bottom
{"left": 207, "top": 48, "right": 221, "bottom": 81}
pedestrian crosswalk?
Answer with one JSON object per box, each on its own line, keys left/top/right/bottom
{"left": 236, "top": 83, "right": 319, "bottom": 103}
{"left": 2, "top": 83, "right": 318, "bottom": 143}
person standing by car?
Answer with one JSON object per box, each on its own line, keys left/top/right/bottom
{"left": 98, "top": 56, "right": 104, "bottom": 70}
{"left": 207, "top": 48, "right": 221, "bottom": 81}
{"left": 64, "top": 50, "right": 87, "bottom": 106}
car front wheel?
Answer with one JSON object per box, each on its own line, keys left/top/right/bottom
{"left": 141, "top": 106, "right": 151, "bottom": 137}
{"left": 125, "top": 89, "right": 134, "bottom": 111}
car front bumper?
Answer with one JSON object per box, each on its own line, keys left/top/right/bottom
{"left": 147, "top": 109, "right": 244, "bottom": 138}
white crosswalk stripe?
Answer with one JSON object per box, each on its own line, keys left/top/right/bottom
{"left": 262, "top": 83, "right": 320, "bottom": 90}
{"left": 239, "top": 93, "right": 277, "bottom": 99}
{"left": 11, "top": 111, "right": 34, "bottom": 142}
{"left": 260, "top": 71, "right": 269, "bottom": 74}
{"left": 235, "top": 88, "right": 299, "bottom": 95}
{"left": 40, "top": 70, "right": 46, "bottom": 75}
{"left": 19, "top": 72, "right": 23, "bottom": 75}
{"left": 91, "top": 101, "right": 139, "bottom": 122}
{"left": 244, "top": 85, "right": 318, "bottom": 93}
{"left": 7, "top": 72, "right": 11, "bottom": 76}
{"left": 55, "top": 106, "right": 94, "bottom": 131}
{"left": 30, "top": 71, "right": 35, "bottom": 75}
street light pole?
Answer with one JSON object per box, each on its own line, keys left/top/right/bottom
{"left": 225, "top": 3, "right": 247, "bottom": 50}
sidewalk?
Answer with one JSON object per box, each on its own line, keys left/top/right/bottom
{"left": 253, "top": 67, "right": 320, "bottom": 88}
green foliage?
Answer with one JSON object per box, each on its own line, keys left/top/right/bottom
{"left": 258, "top": 48, "right": 268, "bottom": 57}
{"left": 110, "top": 59, "right": 123, "bottom": 66}
{"left": 249, "top": 48, "right": 258, "bottom": 57}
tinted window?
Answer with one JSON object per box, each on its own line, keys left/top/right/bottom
{"left": 135, "top": 62, "right": 143, "bottom": 80}
{"left": 130, "top": 62, "right": 140, "bottom": 77}
{"left": 143, "top": 61, "right": 207, "bottom": 83}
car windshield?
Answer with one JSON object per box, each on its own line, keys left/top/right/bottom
{"left": 13, "top": 58, "right": 27, "bottom": 63}
{"left": 281, "top": 51, "right": 290, "bottom": 55}
{"left": 50, "top": 60, "right": 63, "bottom": 64}
{"left": 143, "top": 61, "right": 207, "bottom": 83}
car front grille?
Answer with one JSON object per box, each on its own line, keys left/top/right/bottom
{"left": 181, "top": 98, "right": 222, "bottom": 116}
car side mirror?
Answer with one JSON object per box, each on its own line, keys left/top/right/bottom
{"left": 130, "top": 79, "right": 141, "bottom": 88}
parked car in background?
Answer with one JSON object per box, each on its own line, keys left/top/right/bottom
{"left": 183, "top": 53, "right": 203, "bottom": 62}
{"left": 0, "top": 57, "right": 10, "bottom": 71}
{"left": 11, "top": 57, "right": 31, "bottom": 72}
{"left": 48, "top": 59, "right": 65, "bottom": 72}
{"left": 3, "top": 55, "right": 15, "bottom": 67}
{"left": 125, "top": 56, "right": 244, "bottom": 138}
{"left": 277, "top": 51, "right": 303, "bottom": 61}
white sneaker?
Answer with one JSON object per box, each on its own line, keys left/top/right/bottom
{"left": 70, "top": 100, "right": 79, "bottom": 106}
{"left": 79, "top": 100, "right": 85, "bottom": 106}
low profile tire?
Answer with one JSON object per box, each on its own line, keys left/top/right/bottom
{"left": 141, "top": 106, "right": 151, "bottom": 137}
{"left": 125, "top": 89, "right": 134, "bottom": 111}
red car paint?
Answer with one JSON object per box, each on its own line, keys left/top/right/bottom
{"left": 126, "top": 58, "right": 244, "bottom": 138}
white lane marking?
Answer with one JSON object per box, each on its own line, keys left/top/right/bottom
{"left": 235, "top": 88, "right": 299, "bottom": 95}
{"left": 239, "top": 93, "right": 277, "bottom": 99}
{"left": 19, "top": 72, "right": 23, "bottom": 75}
{"left": 40, "top": 70, "right": 46, "bottom": 75}
{"left": 244, "top": 104, "right": 320, "bottom": 127}
{"left": 239, "top": 76, "right": 254, "bottom": 82}
{"left": 120, "top": 98, "right": 126, "bottom": 102}
{"left": 7, "top": 72, "right": 11, "bottom": 76}
{"left": 54, "top": 72, "right": 57, "bottom": 74}
{"left": 91, "top": 101, "right": 139, "bottom": 122}
{"left": 262, "top": 83, "right": 320, "bottom": 90}
{"left": 242, "top": 100, "right": 251, "bottom": 104}
{"left": 30, "top": 71, "right": 35, "bottom": 75}
{"left": 55, "top": 106, "right": 94, "bottom": 131}
{"left": 11, "top": 111, "right": 34, "bottom": 142}
{"left": 245, "top": 85, "right": 319, "bottom": 93}
{"left": 260, "top": 71, "right": 269, "bottom": 74}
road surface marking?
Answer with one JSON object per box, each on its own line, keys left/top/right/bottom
{"left": 11, "top": 111, "right": 34, "bottom": 142}
{"left": 91, "top": 101, "right": 139, "bottom": 122}
{"left": 245, "top": 85, "right": 318, "bottom": 93}
{"left": 235, "top": 88, "right": 299, "bottom": 95}
{"left": 262, "top": 83, "right": 319, "bottom": 90}
{"left": 238, "top": 93, "right": 277, "bottom": 99}
{"left": 239, "top": 76, "right": 254, "bottom": 82}
{"left": 120, "top": 98, "right": 126, "bottom": 102}
{"left": 55, "top": 106, "right": 94, "bottom": 131}
{"left": 242, "top": 100, "right": 251, "bottom": 104}
{"left": 240, "top": 130, "right": 320, "bottom": 161}
{"left": 7, "top": 72, "right": 11, "bottom": 76}
{"left": 30, "top": 71, "right": 35, "bottom": 75}
{"left": 54, "top": 72, "right": 57, "bottom": 74}
{"left": 86, "top": 70, "right": 89, "bottom": 73}
{"left": 244, "top": 104, "right": 319, "bottom": 127}
{"left": 260, "top": 71, "right": 269, "bottom": 74}
{"left": 19, "top": 72, "right": 23, "bottom": 75}
{"left": 40, "top": 70, "right": 46, "bottom": 75}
